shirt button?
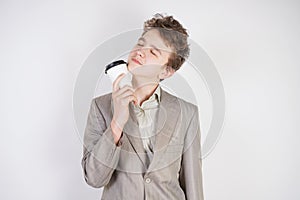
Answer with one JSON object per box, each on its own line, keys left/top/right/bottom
{"left": 145, "top": 177, "right": 151, "bottom": 184}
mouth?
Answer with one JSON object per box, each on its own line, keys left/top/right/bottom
{"left": 132, "top": 58, "right": 142, "bottom": 65}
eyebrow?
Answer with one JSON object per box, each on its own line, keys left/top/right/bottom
{"left": 138, "top": 37, "right": 162, "bottom": 55}
{"left": 138, "top": 37, "right": 146, "bottom": 43}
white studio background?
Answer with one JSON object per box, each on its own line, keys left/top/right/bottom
{"left": 0, "top": 0, "right": 299, "bottom": 199}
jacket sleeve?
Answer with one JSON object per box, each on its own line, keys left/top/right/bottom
{"left": 179, "top": 107, "right": 204, "bottom": 200}
{"left": 81, "top": 98, "right": 122, "bottom": 188}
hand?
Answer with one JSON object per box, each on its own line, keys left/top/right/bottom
{"left": 110, "top": 73, "right": 137, "bottom": 144}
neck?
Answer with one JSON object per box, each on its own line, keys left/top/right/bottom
{"left": 132, "top": 76, "right": 159, "bottom": 106}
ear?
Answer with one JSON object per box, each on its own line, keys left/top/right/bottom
{"left": 159, "top": 66, "right": 175, "bottom": 80}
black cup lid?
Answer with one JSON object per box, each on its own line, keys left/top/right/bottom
{"left": 105, "top": 60, "right": 127, "bottom": 74}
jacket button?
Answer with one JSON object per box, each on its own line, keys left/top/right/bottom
{"left": 145, "top": 177, "right": 151, "bottom": 184}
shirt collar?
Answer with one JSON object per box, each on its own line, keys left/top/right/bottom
{"left": 149, "top": 85, "right": 161, "bottom": 103}
{"left": 133, "top": 85, "right": 161, "bottom": 111}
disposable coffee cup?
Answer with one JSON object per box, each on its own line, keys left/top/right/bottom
{"left": 105, "top": 60, "right": 132, "bottom": 88}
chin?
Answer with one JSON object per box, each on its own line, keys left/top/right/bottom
{"left": 127, "top": 63, "right": 140, "bottom": 72}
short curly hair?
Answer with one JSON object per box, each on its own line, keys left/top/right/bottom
{"left": 143, "top": 13, "right": 190, "bottom": 71}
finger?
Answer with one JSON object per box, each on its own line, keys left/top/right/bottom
{"left": 123, "top": 94, "right": 138, "bottom": 106}
{"left": 115, "top": 85, "right": 134, "bottom": 95}
{"left": 132, "top": 96, "right": 138, "bottom": 106}
{"left": 123, "top": 95, "right": 138, "bottom": 105}
{"left": 115, "top": 90, "right": 135, "bottom": 100}
{"left": 112, "top": 86, "right": 134, "bottom": 101}
{"left": 113, "top": 73, "right": 126, "bottom": 92}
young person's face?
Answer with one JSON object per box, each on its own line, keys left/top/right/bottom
{"left": 127, "top": 29, "right": 175, "bottom": 81}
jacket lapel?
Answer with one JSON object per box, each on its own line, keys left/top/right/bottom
{"left": 123, "top": 102, "right": 148, "bottom": 170}
{"left": 147, "top": 89, "right": 180, "bottom": 172}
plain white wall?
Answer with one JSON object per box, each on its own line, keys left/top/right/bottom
{"left": 0, "top": 0, "right": 299, "bottom": 199}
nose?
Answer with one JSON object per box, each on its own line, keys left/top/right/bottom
{"left": 136, "top": 48, "right": 145, "bottom": 58}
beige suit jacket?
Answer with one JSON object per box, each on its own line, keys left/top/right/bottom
{"left": 81, "top": 89, "right": 204, "bottom": 200}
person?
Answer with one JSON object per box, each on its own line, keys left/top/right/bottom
{"left": 81, "top": 13, "right": 204, "bottom": 200}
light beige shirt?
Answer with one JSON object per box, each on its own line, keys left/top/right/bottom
{"left": 132, "top": 85, "right": 161, "bottom": 167}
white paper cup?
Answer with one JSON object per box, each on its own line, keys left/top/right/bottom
{"left": 105, "top": 61, "right": 132, "bottom": 88}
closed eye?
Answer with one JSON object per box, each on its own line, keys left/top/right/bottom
{"left": 151, "top": 49, "right": 158, "bottom": 56}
